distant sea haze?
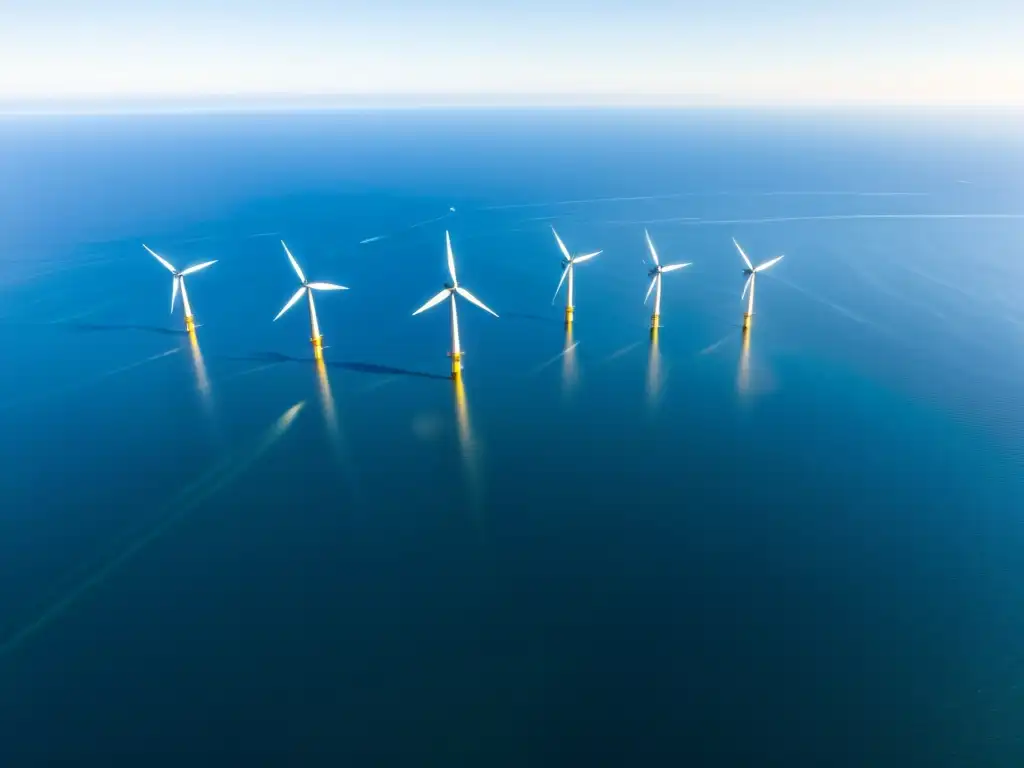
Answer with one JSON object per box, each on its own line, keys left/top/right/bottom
{"left": 4, "top": 94, "right": 1024, "bottom": 114}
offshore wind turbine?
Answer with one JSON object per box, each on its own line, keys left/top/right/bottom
{"left": 551, "top": 227, "right": 601, "bottom": 326}
{"left": 273, "top": 241, "right": 348, "bottom": 360}
{"left": 734, "top": 238, "right": 784, "bottom": 331}
{"left": 643, "top": 229, "right": 691, "bottom": 335}
{"left": 412, "top": 230, "right": 498, "bottom": 380}
{"left": 142, "top": 245, "right": 217, "bottom": 333}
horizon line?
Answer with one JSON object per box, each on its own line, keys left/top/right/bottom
{"left": 2, "top": 94, "right": 1023, "bottom": 116}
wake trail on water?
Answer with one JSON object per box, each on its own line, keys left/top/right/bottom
{"left": 479, "top": 191, "right": 928, "bottom": 212}
{"left": 359, "top": 209, "right": 456, "bottom": 245}
{"left": 218, "top": 361, "right": 285, "bottom": 383}
{"left": 530, "top": 343, "right": 579, "bottom": 375}
{"left": 0, "top": 402, "right": 305, "bottom": 657}
{"left": 599, "top": 340, "right": 644, "bottom": 364}
{"left": 766, "top": 273, "right": 874, "bottom": 328}
{"left": 608, "top": 213, "right": 1024, "bottom": 226}
{"left": 697, "top": 335, "right": 734, "bottom": 356}
{"left": 46, "top": 300, "right": 119, "bottom": 325}
{"left": 0, "top": 347, "right": 180, "bottom": 414}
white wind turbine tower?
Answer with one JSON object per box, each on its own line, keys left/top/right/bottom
{"left": 273, "top": 240, "right": 348, "bottom": 360}
{"left": 734, "top": 238, "right": 784, "bottom": 331}
{"left": 412, "top": 230, "right": 498, "bottom": 380}
{"left": 143, "top": 245, "right": 217, "bottom": 334}
{"left": 551, "top": 227, "right": 601, "bottom": 326}
{"left": 643, "top": 229, "right": 691, "bottom": 335}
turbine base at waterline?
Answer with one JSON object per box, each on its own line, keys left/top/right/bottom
{"left": 312, "top": 334, "right": 324, "bottom": 361}
{"left": 449, "top": 351, "right": 462, "bottom": 380}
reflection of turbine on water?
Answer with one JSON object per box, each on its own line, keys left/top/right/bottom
{"left": 562, "top": 323, "right": 579, "bottom": 397}
{"left": 646, "top": 331, "right": 664, "bottom": 407}
{"left": 737, "top": 328, "right": 752, "bottom": 394}
{"left": 187, "top": 329, "right": 213, "bottom": 412}
{"left": 187, "top": 329, "right": 225, "bottom": 449}
{"left": 0, "top": 401, "right": 305, "bottom": 657}
{"left": 315, "top": 357, "right": 339, "bottom": 445}
{"left": 314, "top": 359, "right": 362, "bottom": 503}
{"left": 454, "top": 376, "right": 484, "bottom": 516}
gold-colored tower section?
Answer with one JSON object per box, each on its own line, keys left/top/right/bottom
{"left": 565, "top": 306, "right": 574, "bottom": 325}
{"left": 185, "top": 315, "right": 196, "bottom": 333}
{"left": 450, "top": 351, "right": 462, "bottom": 380}
{"left": 650, "top": 323, "right": 659, "bottom": 342}
{"left": 650, "top": 313, "right": 660, "bottom": 332}
{"left": 742, "top": 313, "right": 752, "bottom": 332}
{"left": 312, "top": 334, "right": 324, "bottom": 361}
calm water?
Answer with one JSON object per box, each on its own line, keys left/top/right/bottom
{"left": 1, "top": 109, "right": 1023, "bottom": 765}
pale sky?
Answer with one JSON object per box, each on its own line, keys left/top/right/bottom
{"left": 1, "top": 1, "right": 1021, "bottom": 106}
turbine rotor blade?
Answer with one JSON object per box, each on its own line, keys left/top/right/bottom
{"left": 180, "top": 259, "right": 217, "bottom": 276}
{"left": 144, "top": 244, "right": 177, "bottom": 274}
{"left": 456, "top": 286, "right": 498, "bottom": 317}
{"left": 572, "top": 250, "right": 601, "bottom": 265}
{"left": 733, "top": 237, "right": 753, "bottom": 271}
{"left": 741, "top": 274, "right": 753, "bottom": 301}
{"left": 307, "top": 282, "right": 348, "bottom": 291}
{"left": 281, "top": 240, "right": 306, "bottom": 284}
{"left": 274, "top": 286, "right": 307, "bottom": 321}
{"left": 171, "top": 276, "right": 179, "bottom": 313}
{"left": 412, "top": 288, "right": 451, "bottom": 316}
{"left": 661, "top": 262, "right": 692, "bottom": 273}
{"left": 755, "top": 255, "right": 785, "bottom": 272}
{"left": 644, "top": 274, "right": 658, "bottom": 304}
{"left": 551, "top": 227, "right": 571, "bottom": 261}
{"left": 644, "top": 229, "right": 660, "bottom": 266}
{"left": 445, "top": 230, "right": 458, "bottom": 286}
{"left": 551, "top": 265, "right": 570, "bottom": 304}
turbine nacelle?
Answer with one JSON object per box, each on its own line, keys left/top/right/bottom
{"left": 734, "top": 237, "right": 785, "bottom": 325}
{"left": 642, "top": 230, "right": 692, "bottom": 309}
{"left": 412, "top": 230, "right": 498, "bottom": 319}
{"left": 143, "top": 244, "right": 217, "bottom": 319}
{"left": 550, "top": 226, "right": 602, "bottom": 306}
{"left": 733, "top": 237, "right": 784, "bottom": 277}
{"left": 273, "top": 240, "right": 348, "bottom": 323}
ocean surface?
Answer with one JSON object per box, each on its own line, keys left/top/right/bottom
{"left": 1, "top": 109, "right": 1023, "bottom": 765}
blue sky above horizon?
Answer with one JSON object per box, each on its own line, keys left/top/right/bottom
{"left": 1, "top": 1, "right": 1022, "bottom": 106}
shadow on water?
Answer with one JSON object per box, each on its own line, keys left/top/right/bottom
{"left": 59, "top": 321, "right": 188, "bottom": 337}
{"left": 226, "top": 352, "right": 450, "bottom": 381}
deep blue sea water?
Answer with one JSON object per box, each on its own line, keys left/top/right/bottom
{"left": 1, "top": 109, "right": 1023, "bottom": 765}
